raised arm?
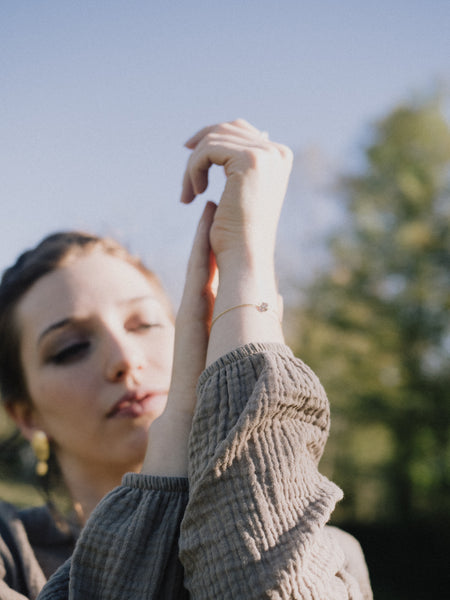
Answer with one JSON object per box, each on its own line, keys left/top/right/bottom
{"left": 142, "top": 119, "right": 292, "bottom": 475}
{"left": 178, "top": 120, "right": 372, "bottom": 598}
{"left": 141, "top": 201, "right": 217, "bottom": 477}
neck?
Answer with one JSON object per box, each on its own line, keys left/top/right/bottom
{"left": 56, "top": 455, "right": 140, "bottom": 525}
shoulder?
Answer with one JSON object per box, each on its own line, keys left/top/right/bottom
{"left": 0, "top": 501, "right": 38, "bottom": 591}
{"left": 0, "top": 500, "right": 51, "bottom": 596}
{"left": 0, "top": 500, "right": 22, "bottom": 542}
{"left": 326, "top": 526, "right": 373, "bottom": 600}
{"left": 326, "top": 525, "right": 365, "bottom": 558}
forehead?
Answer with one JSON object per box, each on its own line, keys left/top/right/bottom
{"left": 16, "top": 252, "right": 158, "bottom": 336}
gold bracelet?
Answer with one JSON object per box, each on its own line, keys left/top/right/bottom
{"left": 210, "top": 302, "right": 279, "bottom": 329}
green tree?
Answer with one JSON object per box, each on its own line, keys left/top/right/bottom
{"left": 291, "top": 96, "right": 450, "bottom": 523}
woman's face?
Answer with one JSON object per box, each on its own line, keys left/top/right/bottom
{"left": 15, "top": 251, "right": 174, "bottom": 480}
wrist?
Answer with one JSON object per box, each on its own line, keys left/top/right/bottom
{"left": 206, "top": 260, "right": 283, "bottom": 366}
{"left": 213, "top": 257, "right": 278, "bottom": 315}
{"left": 214, "top": 243, "right": 275, "bottom": 275}
{"left": 142, "top": 409, "right": 192, "bottom": 477}
{"left": 210, "top": 301, "right": 280, "bottom": 331}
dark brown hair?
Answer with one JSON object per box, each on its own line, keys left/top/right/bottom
{"left": 0, "top": 231, "right": 173, "bottom": 408}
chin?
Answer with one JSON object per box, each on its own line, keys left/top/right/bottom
{"left": 117, "top": 427, "right": 151, "bottom": 471}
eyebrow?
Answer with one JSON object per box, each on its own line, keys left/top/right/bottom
{"left": 118, "top": 294, "right": 157, "bottom": 306}
{"left": 37, "top": 295, "right": 158, "bottom": 345}
{"left": 38, "top": 318, "right": 73, "bottom": 345}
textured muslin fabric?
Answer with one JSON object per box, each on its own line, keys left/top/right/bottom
{"left": 180, "top": 343, "right": 371, "bottom": 599}
{"left": 39, "top": 475, "right": 190, "bottom": 600}
{"left": 3, "top": 342, "right": 372, "bottom": 599}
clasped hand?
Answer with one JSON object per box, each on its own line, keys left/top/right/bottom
{"left": 181, "top": 118, "right": 293, "bottom": 265}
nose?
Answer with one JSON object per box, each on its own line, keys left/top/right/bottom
{"left": 104, "top": 333, "right": 145, "bottom": 383}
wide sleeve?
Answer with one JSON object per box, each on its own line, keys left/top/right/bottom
{"left": 0, "top": 539, "right": 43, "bottom": 600}
{"left": 179, "top": 342, "right": 372, "bottom": 599}
{"left": 38, "top": 474, "right": 189, "bottom": 600}
{"left": 0, "top": 502, "right": 46, "bottom": 600}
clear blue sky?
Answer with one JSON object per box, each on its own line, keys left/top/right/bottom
{"left": 1, "top": 1, "right": 449, "bottom": 302}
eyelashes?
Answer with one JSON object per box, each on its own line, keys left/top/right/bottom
{"left": 134, "top": 322, "right": 162, "bottom": 331}
{"left": 49, "top": 341, "right": 91, "bottom": 365}
{"left": 47, "top": 322, "right": 164, "bottom": 366}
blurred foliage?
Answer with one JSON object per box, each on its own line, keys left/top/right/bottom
{"left": 289, "top": 95, "right": 450, "bottom": 524}
{"left": 0, "top": 477, "right": 43, "bottom": 508}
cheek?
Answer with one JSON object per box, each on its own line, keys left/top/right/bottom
{"left": 27, "top": 366, "right": 98, "bottom": 419}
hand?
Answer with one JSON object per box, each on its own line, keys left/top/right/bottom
{"left": 168, "top": 200, "right": 217, "bottom": 410}
{"left": 181, "top": 119, "right": 293, "bottom": 268}
{"left": 141, "top": 202, "right": 217, "bottom": 476}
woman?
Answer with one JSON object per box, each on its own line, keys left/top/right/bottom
{"left": 1, "top": 120, "right": 372, "bottom": 599}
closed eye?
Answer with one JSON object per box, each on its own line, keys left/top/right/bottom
{"left": 133, "top": 322, "right": 162, "bottom": 332}
{"left": 49, "top": 342, "right": 91, "bottom": 365}
{"left": 126, "top": 316, "right": 163, "bottom": 330}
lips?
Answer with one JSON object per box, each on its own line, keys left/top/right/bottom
{"left": 107, "top": 390, "right": 167, "bottom": 418}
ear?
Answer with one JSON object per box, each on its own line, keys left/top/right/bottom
{"left": 5, "top": 399, "right": 44, "bottom": 442}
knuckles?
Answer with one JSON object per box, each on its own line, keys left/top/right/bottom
{"left": 185, "top": 120, "right": 293, "bottom": 189}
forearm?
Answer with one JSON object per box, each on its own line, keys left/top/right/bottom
{"left": 141, "top": 408, "right": 192, "bottom": 476}
{"left": 141, "top": 203, "right": 216, "bottom": 478}
{"left": 206, "top": 252, "right": 284, "bottom": 366}
{"left": 142, "top": 314, "right": 208, "bottom": 477}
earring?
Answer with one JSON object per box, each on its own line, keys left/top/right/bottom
{"left": 31, "top": 431, "right": 50, "bottom": 477}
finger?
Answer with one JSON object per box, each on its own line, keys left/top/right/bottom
{"left": 208, "top": 250, "right": 218, "bottom": 296}
{"left": 229, "top": 118, "right": 262, "bottom": 134}
{"left": 184, "top": 119, "right": 264, "bottom": 149}
{"left": 194, "top": 200, "right": 216, "bottom": 260}
{"left": 184, "top": 125, "right": 217, "bottom": 150}
{"left": 182, "top": 144, "right": 227, "bottom": 204}
{"left": 205, "top": 249, "right": 218, "bottom": 325}
{"left": 271, "top": 141, "right": 294, "bottom": 164}
{"left": 181, "top": 154, "right": 211, "bottom": 204}
{"left": 185, "top": 201, "right": 217, "bottom": 276}
{"left": 178, "top": 202, "right": 217, "bottom": 325}
{"left": 181, "top": 130, "right": 284, "bottom": 204}
{"left": 183, "top": 136, "right": 280, "bottom": 203}
{"left": 181, "top": 168, "right": 197, "bottom": 204}
{"left": 181, "top": 138, "right": 260, "bottom": 204}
